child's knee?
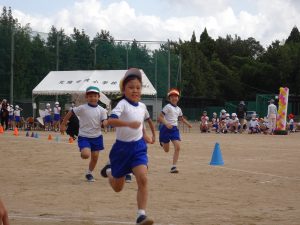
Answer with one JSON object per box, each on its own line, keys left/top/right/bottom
{"left": 81, "top": 150, "right": 90, "bottom": 159}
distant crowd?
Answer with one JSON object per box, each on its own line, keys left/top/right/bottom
{"left": 199, "top": 100, "right": 297, "bottom": 134}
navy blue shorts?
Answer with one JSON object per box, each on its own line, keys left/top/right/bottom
{"left": 159, "top": 125, "right": 181, "bottom": 143}
{"left": 53, "top": 114, "right": 60, "bottom": 121}
{"left": 15, "top": 116, "right": 21, "bottom": 122}
{"left": 44, "top": 115, "right": 52, "bottom": 123}
{"left": 109, "top": 138, "right": 148, "bottom": 178}
{"left": 78, "top": 135, "right": 104, "bottom": 151}
{"left": 9, "top": 115, "right": 14, "bottom": 121}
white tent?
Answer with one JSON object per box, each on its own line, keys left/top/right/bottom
{"left": 32, "top": 70, "right": 157, "bottom": 106}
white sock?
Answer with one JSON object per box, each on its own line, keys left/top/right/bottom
{"left": 137, "top": 209, "right": 146, "bottom": 218}
{"left": 106, "top": 168, "right": 111, "bottom": 176}
{"left": 86, "top": 169, "right": 93, "bottom": 175}
{"left": 172, "top": 165, "right": 176, "bottom": 168}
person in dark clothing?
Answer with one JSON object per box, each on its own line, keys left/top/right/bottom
{"left": 66, "top": 112, "right": 79, "bottom": 139}
{"left": 0, "top": 100, "right": 9, "bottom": 130}
{"left": 236, "top": 101, "right": 247, "bottom": 130}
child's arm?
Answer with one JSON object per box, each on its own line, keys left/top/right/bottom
{"left": 143, "top": 118, "right": 155, "bottom": 144}
{"left": 60, "top": 111, "right": 73, "bottom": 132}
{"left": 179, "top": 116, "right": 192, "bottom": 128}
{"left": 158, "top": 112, "right": 172, "bottom": 129}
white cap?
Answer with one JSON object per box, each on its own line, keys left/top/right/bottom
{"left": 55, "top": 102, "right": 59, "bottom": 105}
{"left": 46, "top": 103, "right": 50, "bottom": 107}
{"left": 221, "top": 109, "right": 226, "bottom": 113}
{"left": 226, "top": 113, "right": 230, "bottom": 117}
{"left": 15, "top": 105, "right": 19, "bottom": 109}
{"left": 232, "top": 113, "right": 237, "bottom": 117}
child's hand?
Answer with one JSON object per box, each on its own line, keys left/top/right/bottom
{"left": 143, "top": 133, "right": 152, "bottom": 144}
{"left": 128, "top": 121, "right": 141, "bottom": 129}
{"left": 166, "top": 123, "right": 173, "bottom": 129}
{"left": 188, "top": 124, "right": 192, "bottom": 128}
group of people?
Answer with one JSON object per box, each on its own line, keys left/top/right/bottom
{"left": 200, "top": 99, "right": 296, "bottom": 134}
{"left": 0, "top": 99, "right": 23, "bottom": 130}
{"left": 59, "top": 68, "right": 190, "bottom": 225}
{"left": 43, "top": 101, "right": 62, "bottom": 131}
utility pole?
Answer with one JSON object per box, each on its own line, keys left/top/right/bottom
{"left": 56, "top": 33, "right": 59, "bottom": 101}
{"left": 93, "top": 43, "right": 98, "bottom": 69}
{"left": 126, "top": 43, "right": 129, "bottom": 69}
{"left": 10, "top": 27, "right": 15, "bottom": 104}
{"left": 168, "top": 40, "right": 171, "bottom": 91}
{"left": 155, "top": 50, "right": 158, "bottom": 120}
{"left": 56, "top": 33, "right": 59, "bottom": 71}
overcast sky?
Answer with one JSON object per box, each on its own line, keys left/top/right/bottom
{"left": 1, "top": 0, "right": 300, "bottom": 48}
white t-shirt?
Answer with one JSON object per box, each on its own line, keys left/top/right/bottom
{"left": 44, "top": 108, "right": 52, "bottom": 116}
{"left": 72, "top": 103, "right": 107, "bottom": 138}
{"left": 8, "top": 107, "right": 14, "bottom": 116}
{"left": 249, "top": 119, "right": 259, "bottom": 128}
{"left": 110, "top": 99, "right": 150, "bottom": 142}
{"left": 162, "top": 103, "right": 183, "bottom": 126}
{"left": 14, "top": 109, "right": 21, "bottom": 117}
{"left": 53, "top": 106, "right": 61, "bottom": 114}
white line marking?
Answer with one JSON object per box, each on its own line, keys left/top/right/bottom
{"left": 218, "top": 166, "right": 300, "bottom": 181}
{"left": 10, "top": 214, "right": 168, "bottom": 225}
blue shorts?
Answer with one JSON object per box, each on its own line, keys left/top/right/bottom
{"left": 44, "top": 115, "right": 52, "bottom": 123}
{"left": 9, "top": 115, "right": 14, "bottom": 121}
{"left": 53, "top": 114, "right": 60, "bottom": 121}
{"left": 109, "top": 138, "right": 148, "bottom": 178}
{"left": 15, "top": 116, "right": 21, "bottom": 122}
{"left": 159, "top": 125, "right": 181, "bottom": 143}
{"left": 78, "top": 135, "right": 104, "bottom": 151}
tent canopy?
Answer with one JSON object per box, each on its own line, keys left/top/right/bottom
{"left": 32, "top": 69, "right": 157, "bottom": 106}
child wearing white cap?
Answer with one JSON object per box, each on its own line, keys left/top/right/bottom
{"left": 61, "top": 86, "right": 108, "bottom": 182}
{"left": 53, "top": 102, "right": 61, "bottom": 132}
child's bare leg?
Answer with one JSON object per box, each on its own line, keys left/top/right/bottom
{"left": 172, "top": 140, "right": 180, "bottom": 165}
{"left": 81, "top": 148, "right": 91, "bottom": 159}
{"left": 132, "top": 165, "right": 148, "bottom": 210}
{"left": 162, "top": 142, "right": 170, "bottom": 152}
{"left": 89, "top": 151, "right": 99, "bottom": 171}
{"left": 107, "top": 171, "right": 125, "bottom": 192}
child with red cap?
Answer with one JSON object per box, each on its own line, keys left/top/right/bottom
{"left": 158, "top": 88, "right": 192, "bottom": 173}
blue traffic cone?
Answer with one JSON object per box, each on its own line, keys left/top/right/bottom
{"left": 210, "top": 142, "right": 224, "bottom": 166}
{"left": 31, "top": 132, "right": 35, "bottom": 137}
{"left": 26, "top": 131, "right": 29, "bottom": 137}
{"left": 35, "top": 133, "right": 39, "bottom": 138}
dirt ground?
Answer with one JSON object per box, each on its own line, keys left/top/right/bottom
{"left": 0, "top": 125, "right": 300, "bottom": 225}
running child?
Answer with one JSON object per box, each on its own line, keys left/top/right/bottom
{"left": 61, "top": 86, "right": 108, "bottom": 182}
{"left": 8, "top": 105, "right": 14, "bottom": 130}
{"left": 44, "top": 103, "right": 52, "bottom": 131}
{"left": 100, "top": 68, "right": 155, "bottom": 225}
{"left": 14, "top": 105, "right": 23, "bottom": 129}
{"left": 158, "top": 88, "right": 192, "bottom": 173}
{"left": 53, "top": 102, "right": 61, "bottom": 132}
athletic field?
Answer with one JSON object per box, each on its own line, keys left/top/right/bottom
{"left": 1, "top": 125, "right": 299, "bottom": 225}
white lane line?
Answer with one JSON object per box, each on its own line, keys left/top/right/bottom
{"left": 217, "top": 166, "right": 300, "bottom": 181}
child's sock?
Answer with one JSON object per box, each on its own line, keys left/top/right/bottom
{"left": 137, "top": 209, "right": 146, "bottom": 218}
{"left": 86, "top": 169, "right": 93, "bottom": 175}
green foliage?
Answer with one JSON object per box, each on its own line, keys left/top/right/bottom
{"left": 1, "top": 6, "right": 300, "bottom": 105}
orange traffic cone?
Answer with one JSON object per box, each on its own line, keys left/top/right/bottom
{"left": 48, "top": 134, "right": 52, "bottom": 140}
{"left": 69, "top": 137, "right": 74, "bottom": 143}
{"left": 13, "top": 127, "right": 19, "bottom": 136}
{"left": 0, "top": 125, "right": 4, "bottom": 134}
